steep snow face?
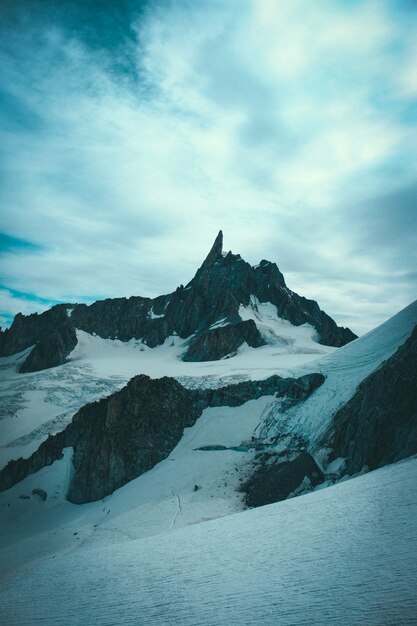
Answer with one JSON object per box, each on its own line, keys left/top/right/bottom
{"left": 1, "top": 455, "right": 416, "bottom": 625}
{"left": 262, "top": 299, "right": 417, "bottom": 449}
{"left": 0, "top": 324, "right": 335, "bottom": 469}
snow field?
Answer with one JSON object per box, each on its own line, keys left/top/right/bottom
{"left": 1, "top": 456, "right": 417, "bottom": 625}
{"left": 0, "top": 300, "right": 416, "bottom": 624}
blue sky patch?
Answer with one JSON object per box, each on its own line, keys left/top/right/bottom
{"left": 0, "top": 233, "right": 43, "bottom": 254}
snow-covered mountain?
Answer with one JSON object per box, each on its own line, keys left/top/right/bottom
{"left": 0, "top": 231, "right": 353, "bottom": 469}
{"left": 0, "top": 230, "right": 355, "bottom": 373}
{"left": 0, "top": 234, "right": 416, "bottom": 625}
{"left": 0, "top": 312, "right": 336, "bottom": 471}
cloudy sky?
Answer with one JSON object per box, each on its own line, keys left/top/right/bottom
{"left": 1, "top": 0, "right": 416, "bottom": 335}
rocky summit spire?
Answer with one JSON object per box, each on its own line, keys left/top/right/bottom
{"left": 200, "top": 230, "right": 223, "bottom": 269}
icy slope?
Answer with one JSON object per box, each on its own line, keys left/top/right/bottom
{"left": 257, "top": 299, "right": 417, "bottom": 449}
{"left": 0, "top": 345, "right": 128, "bottom": 469}
{"left": 1, "top": 456, "right": 416, "bottom": 625}
{"left": 0, "top": 318, "right": 335, "bottom": 469}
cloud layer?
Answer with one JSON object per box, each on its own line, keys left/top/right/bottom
{"left": 1, "top": 0, "right": 416, "bottom": 334}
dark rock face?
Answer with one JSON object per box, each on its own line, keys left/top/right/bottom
{"left": 0, "top": 372, "right": 324, "bottom": 503}
{"left": 184, "top": 319, "right": 264, "bottom": 361}
{"left": 324, "top": 324, "right": 417, "bottom": 475}
{"left": 196, "top": 373, "right": 325, "bottom": 408}
{"left": 0, "top": 430, "right": 69, "bottom": 493}
{"left": 0, "top": 306, "right": 70, "bottom": 357}
{"left": 0, "top": 230, "right": 356, "bottom": 371}
{"left": 242, "top": 451, "right": 324, "bottom": 508}
{"left": 32, "top": 488, "right": 47, "bottom": 501}
{"left": 67, "top": 376, "right": 201, "bottom": 503}
{"left": 20, "top": 324, "right": 77, "bottom": 373}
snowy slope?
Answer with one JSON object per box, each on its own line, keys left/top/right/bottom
{"left": 0, "top": 309, "right": 335, "bottom": 469}
{"left": 1, "top": 455, "right": 416, "bottom": 625}
{"left": 256, "top": 299, "right": 417, "bottom": 453}
{"left": 0, "top": 395, "right": 279, "bottom": 575}
{"left": 0, "top": 302, "right": 416, "bottom": 624}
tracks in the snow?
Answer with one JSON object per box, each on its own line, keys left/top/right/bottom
{"left": 170, "top": 491, "right": 182, "bottom": 529}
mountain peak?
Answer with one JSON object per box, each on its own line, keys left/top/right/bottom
{"left": 201, "top": 230, "right": 223, "bottom": 268}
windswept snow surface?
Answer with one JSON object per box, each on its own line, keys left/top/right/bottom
{"left": 0, "top": 318, "right": 335, "bottom": 469}
{"left": 1, "top": 456, "right": 417, "bottom": 625}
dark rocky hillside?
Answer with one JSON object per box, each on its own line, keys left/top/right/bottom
{"left": 0, "top": 231, "right": 356, "bottom": 372}
{"left": 242, "top": 451, "right": 324, "bottom": 507}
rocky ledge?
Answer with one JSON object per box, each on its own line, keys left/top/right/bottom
{"left": 242, "top": 450, "right": 324, "bottom": 507}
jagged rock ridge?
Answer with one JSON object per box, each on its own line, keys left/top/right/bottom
{"left": 0, "top": 231, "right": 356, "bottom": 372}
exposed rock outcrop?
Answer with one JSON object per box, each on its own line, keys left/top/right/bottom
{"left": 196, "top": 373, "right": 325, "bottom": 408}
{"left": 184, "top": 319, "right": 264, "bottom": 361}
{"left": 0, "top": 306, "right": 70, "bottom": 357}
{"left": 0, "top": 430, "right": 69, "bottom": 492}
{"left": 32, "top": 488, "right": 47, "bottom": 501}
{"left": 20, "top": 324, "right": 77, "bottom": 373}
{"left": 67, "top": 376, "right": 201, "bottom": 503}
{"left": 0, "top": 372, "right": 324, "bottom": 503}
{"left": 0, "top": 230, "right": 356, "bottom": 370}
{"left": 242, "top": 451, "right": 324, "bottom": 508}
{"left": 323, "top": 324, "right": 417, "bottom": 475}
